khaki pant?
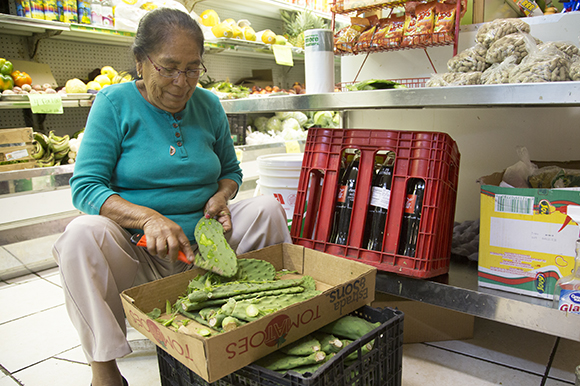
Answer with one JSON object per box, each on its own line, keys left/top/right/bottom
{"left": 52, "top": 196, "right": 292, "bottom": 362}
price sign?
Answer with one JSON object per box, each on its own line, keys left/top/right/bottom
{"left": 272, "top": 45, "right": 294, "bottom": 67}
{"left": 27, "top": 93, "right": 63, "bottom": 114}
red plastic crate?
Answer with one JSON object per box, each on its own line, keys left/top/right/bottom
{"left": 290, "top": 128, "right": 460, "bottom": 278}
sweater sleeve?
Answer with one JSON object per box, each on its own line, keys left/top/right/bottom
{"left": 69, "top": 91, "right": 123, "bottom": 214}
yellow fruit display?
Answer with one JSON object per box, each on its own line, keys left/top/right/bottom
{"left": 274, "top": 35, "right": 288, "bottom": 45}
{"left": 257, "top": 29, "right": 276, "bottom": 44}
{"left": 65, "top": 78, "right": 88, "bottom": 93}
{"left": 200, "top": 9, "right": 219, "bottom": 27}
{"left": 101, "top": 66, "right": 118, "bottom": 80}
{"left": 212, "top": 21, "right": 234, "bottom": 38}
{"left": 94, "top": 74, "right": 112, "bottom": 87}
{"left": 223, "top": 18, "right": 236, "bottom": 26}
{"left": 231, "top": 25, "right": 243, "bottom": 39}
{"left": 86, "top": 81, "right": 102, "bottom": 91}
{"left": 242, "top": 26, "right": 256, "bottom": 41}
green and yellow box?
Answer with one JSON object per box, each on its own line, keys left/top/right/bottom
{"left": 479, "top": 180, "right": 580, "bottom": 299}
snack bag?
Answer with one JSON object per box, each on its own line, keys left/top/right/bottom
{"left": 433, "top": 2, "right": 456, "bottom": 44}
{"left": 354, "top": 25, "right": 377, "bottom": 53}
{"left": 370, "top": 18, "right": 392, "bottom": 50}
{"left": 381, "top": 15, "right": 405, "bottom": 48}
{"left": 354, "top": 15, "right": 379, "bottom": 52}
{"left": 335, "top": 17, "right": 370, "bottom": 53}
{"left": 402, "top": 2, "right": 435, "bottom": 47}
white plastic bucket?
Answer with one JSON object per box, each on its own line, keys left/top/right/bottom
{"left": 256, "top": 153, "right": 304, "bottom": 222}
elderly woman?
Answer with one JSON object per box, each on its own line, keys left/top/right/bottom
{"left": 52, "top": 8, "right": 291, "bottom": 386}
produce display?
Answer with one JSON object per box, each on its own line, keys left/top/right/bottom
{"left": 245, "top": 111, "right": 340, "bottom": 145}
{"left": 427, "top": 17, "right": 580, "bottom": 86}
{"left": 196, "top": 8, "right": 290, "bottom": 47}
{"left": 31, "top": 129, "right": 84, "bottom": 167}
{"left": 66, "top": 65, "right": 133, "bottom": 94}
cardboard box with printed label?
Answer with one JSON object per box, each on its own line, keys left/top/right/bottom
{"left": 121, "top": 243, "right": 377, "bottom": 383}
{"left": 478, "top": 170, "right": 580, "bottom": 299}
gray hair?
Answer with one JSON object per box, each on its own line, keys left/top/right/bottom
{"left": 131, "top": 7, "right": 204, "bottom": 61}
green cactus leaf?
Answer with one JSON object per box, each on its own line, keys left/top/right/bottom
{"left": 194, "top": 217, "right": 238, "bottom": 277}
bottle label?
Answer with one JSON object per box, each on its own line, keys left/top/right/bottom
{"left": 337, "top": 185, "right": 347, "bottom": 203}
{"left": 370, "top": 186, "right": 391, "bottom": 209}
{"left": 558, "top": 289, "right": 580, "bottom": 314}
{"left": 404, "top": 194, "right": 417, "bottom": 214}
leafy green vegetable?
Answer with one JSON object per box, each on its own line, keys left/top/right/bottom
{"left": 346, "top": 79, "right": 406, "bottom": 91}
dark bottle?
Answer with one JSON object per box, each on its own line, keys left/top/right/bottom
{"left": 330, "top": 152, "right": 360, "bottom": 245}
{"left": 363, "top": 158, "right": 394, "bottom": 251}
{"left": 398, "top": 178, "right": 426, "bottom": 257}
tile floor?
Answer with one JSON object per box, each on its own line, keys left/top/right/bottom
{"left": 1, "top": 235, "right": 579, "bottom": 386}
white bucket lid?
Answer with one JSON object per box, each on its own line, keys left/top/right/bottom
{"left": 257, "top": 153, "right": 304, "bottom": 168}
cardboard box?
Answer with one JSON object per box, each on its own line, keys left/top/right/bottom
{"left": 0, "top": 127, "right": 36, "bottom": 172}
{"left": 236, "top": 69, "right": 273, "bottom": 88}
{"left": 121, "top": 243, "right": 377, "bottom": 383}
{"left": 478, "top": 170, "right": 579, "bottom": 299}
{"left": 372, "top": 293, "right": 474, "bottom": 343}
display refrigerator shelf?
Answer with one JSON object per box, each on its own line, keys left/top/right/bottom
{"left": 220, "top": 81, "right": 580, "bottom": 113}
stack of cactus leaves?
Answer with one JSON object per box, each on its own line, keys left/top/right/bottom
{"left": 147, "top": 249, "right": 321, "bottom": 336}
{"left": 147, "top": 217, "right": 324, "bottom": 334}
{"left": 253, "top": 315, "right": 381, "bottom": 376}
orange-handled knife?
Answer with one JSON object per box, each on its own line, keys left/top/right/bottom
{"left": 130, "top": 233, "right": 191, "bottom": 264}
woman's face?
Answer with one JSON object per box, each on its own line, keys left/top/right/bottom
{"left": 137, "top": 29, "right": 203, "bottom": 114}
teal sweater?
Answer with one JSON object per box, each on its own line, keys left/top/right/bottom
{"left": 70, "top": 81, "right": 243, "bottom": 242}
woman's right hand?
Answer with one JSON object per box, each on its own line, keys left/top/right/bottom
{"left": 142, "top": 215, "right": 194, "bottom": 263}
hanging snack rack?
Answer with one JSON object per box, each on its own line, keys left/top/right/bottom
{"left": 330, "top": 0, "right": 462, "bottom": 67}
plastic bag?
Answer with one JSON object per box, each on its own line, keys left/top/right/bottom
{"left": 529, "top": 166, "right": 580, "bottom": 188}
{"left": 426, "top": 71, "right": 481, "bottom": 87}
{"left": 570, "top": 56, "right": 580, "bottom": 81}
{"left": 509, "top": 44, "right": 571, "bottom": 83}
{"left": 114, "top": 0, "right": 188, "bottom": 32}
{"left": 501, "top": 146, "right": 537, "bottom": 188}
{"left": 481, "top": 55, "right": 518, "bottom": 84}
{"left": 475, "top": 18, "right": 530, "bottom": 48}
{"left": 485, "top": 32, "right": 542, "bottom": 65}
{"left": 447, "top": 43, "right": 488, "bottom": 72}
{"left": 537, "top": 41, "right": 580, "bottom": 60}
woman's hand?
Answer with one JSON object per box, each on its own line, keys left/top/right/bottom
{"left": 142, "top": 214, "right": 194, "bottom": 263}
{"left": 204, "top": 190, "right": 232, "bottom": 232}
{"left": 203, "top": 179, "right": 238, "bottom": 232}
{"left": 100, "top": 195, "right": 194, "bottom": 263}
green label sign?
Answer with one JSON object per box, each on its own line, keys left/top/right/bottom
{"left": 27, "top": 93, "right": 63, "bottom": 114}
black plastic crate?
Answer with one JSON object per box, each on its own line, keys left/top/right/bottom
{"left": 227, "top": 114, "right": 247, "bottom": 146}
{"left": 157, "top": 306, "right": 404, "bottom": 386}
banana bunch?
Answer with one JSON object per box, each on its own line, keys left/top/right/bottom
{"left": 31, "top": 131, "right": 71, "bottom": 167}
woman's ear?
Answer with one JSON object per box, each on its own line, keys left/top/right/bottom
{"left": 136, "top": 61, "right": 143, "bottom": 78}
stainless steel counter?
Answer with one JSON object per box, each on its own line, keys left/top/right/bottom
{"left": 221, "top": 82, "right": 580, "bottom": 112}
{"left": 376, "top": 257, "right": 580, "bottom": 342}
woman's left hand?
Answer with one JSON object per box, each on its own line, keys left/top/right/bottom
{"left": 204, "top": 191, "right": 232, "bottom": 232}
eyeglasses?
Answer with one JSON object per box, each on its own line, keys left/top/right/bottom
{"left": 146, "top": 55, "right": 207, "bottom": 79}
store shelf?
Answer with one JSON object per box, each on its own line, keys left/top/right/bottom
{"left": 220, "top": 81, "right": 580, "bottom": 113}
{"left": 376, "top": 257, "right": 580, "bottom": 342}
{"left": 0, "top": 13, "right": 135, "bottom": 46}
